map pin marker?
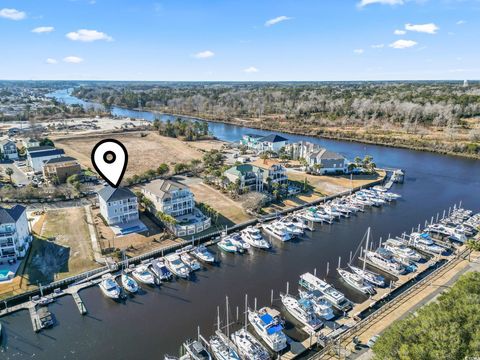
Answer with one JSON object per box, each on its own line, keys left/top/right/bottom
{"left": 91, "top": 139, "right": 128, "bottom": 188}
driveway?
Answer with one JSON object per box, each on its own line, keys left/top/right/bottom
{"left": 0, "top": 161, "right": 29, "bottom": 185}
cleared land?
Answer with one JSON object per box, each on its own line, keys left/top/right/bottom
{"left": 52, "top": 131, "right": 225, "bottom": 178}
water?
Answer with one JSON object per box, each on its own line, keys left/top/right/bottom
{"left": 1, "top": 90, "right": 478, "bottom": 359}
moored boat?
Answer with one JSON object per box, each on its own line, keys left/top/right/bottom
{"left": 121, "top": 272, "right": 139, "bottom": 293}
{"left": 132, "top": 264, "right": 156, "bottom": 285}
{"left": 248, "top": 307, "right": 287, "bottom": 352}
{"left": 99, "top": 274, "right": 121, "bottom": 299}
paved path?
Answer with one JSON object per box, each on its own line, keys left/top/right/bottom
{"left": 84, "top": 205, "right": 105, "bottom": 264}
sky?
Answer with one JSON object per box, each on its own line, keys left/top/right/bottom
{"left": 0, "top": 0, "right": 479, "bottom": 81}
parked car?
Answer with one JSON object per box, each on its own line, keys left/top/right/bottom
{"left": 367, "top": 335, "right": 380, "bottom": 348}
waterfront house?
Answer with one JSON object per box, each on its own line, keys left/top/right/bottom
{"left": 224, "top": 164, "right": 264, "bottom": 193}
{"left": 306, "top": 149, "right": 347, "bottom": 175}
{"left": 42, "top": 156, "right": 82, "bottom": 184}
{"left": 240, "top": 133, "right": 288, "bottom": 153}
{"left": 0, "top": 205, "right": 32, "bottom": 261}
{"left": 98, "top": 186, "right": 139, "bottom": 226}
{"left": 22, "top": 138, "right": 40, "bottom": 149}
{"left": 27, "top": 146, "right": 65, "bottom": 173}
{"left": 250, "top": 159, "right": 288, "bottom": 190}
{"left": 141, "top": 179, "right": 211, "bottom": 237}
{"left": 0, "top": 139, "right": 19, "bottom": 160}
{"left": 285, "top": 141, "right": 322, "bottom": 160}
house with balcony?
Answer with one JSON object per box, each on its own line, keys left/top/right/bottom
{"left": 0, "top": 139, "right": 19, "bottom": 160}
{"left": 306, "top": 149, "right": 347, "bottom": 175}
{"left": 250, "top": 159, "right": 289, "bottom": 190}
{"left": 0, "top": 205, "right": 32, "bottom": 262}
{"left": 224, "top": 164, "right": 264, "bottom": 193}
{"left": 98, "top": 186, "right": 139, "bottom": 226}
{"left": 240, "top": 133, "right": 289, "bottom": 154}
{"left": 141, "top": 179, "right": 211, "bottom": 237}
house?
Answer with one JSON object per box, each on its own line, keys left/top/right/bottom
{"left": 0, "top": 139, "right": 19, "bottom": 160}
{"left": 23, "top": 138, "right": 41, "bottom": 149}
{"left": 141, "top": 179, "right": 211, "bottom": 236}
{"left": 27, "top": 146, "right": 65, "bottom": 173}
{"left": 224, "top": 164, "right": 264, "bottom": 193}
{"left": 250, "top": 159, "right": 289, "bottom": 190}
{"left": 98, "top": 186, "right": 139, "bottom": 226}
{"left": 42, "top": 156, "right": 82, "bottom": 183}
{"left": 285, "top": 141, "right": 322, "bottom": 160}
{"left": 240, "top": 133, "right": 289, "bottom": 153}
{"left": 0, "top": 205, "right": 32, "bottom": 261}
{"left": 306, "top": 149, "right": 347, "bottom": 175}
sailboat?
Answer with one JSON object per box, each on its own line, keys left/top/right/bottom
{"left": 209, "top": 303, "right": 241, "bottom": 360}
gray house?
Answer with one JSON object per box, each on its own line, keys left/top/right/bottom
{"left": 306, "top": 149, "right": 347, "bottom": 174}
{"left": 0, "top": 205, "right": 31, "bottom": 261}
{"left": 0, "top": 139, "right": 19, "bottom": 160}
{"left": 98, "top": 186, "right": 139, "bottom": 226}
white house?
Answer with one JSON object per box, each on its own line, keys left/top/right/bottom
{"left": 141, "top": 179, "right": 211, "bottom": 237}
{"left": 224, "top": 164, "right": 265, "bottom": 193}
{"left": 251, "top": 159, "right": 289, "bottom": 189}
{"left": 22, "top": 138, "right": 41, "bottom": 149}
{"left": 240, "top": 133, "right": 289, "bottom": 153}
{"left": 98, "top": 186, "right": 139, "bottom": 226}
{"left": 27, "top": 146, "right": 65, "bottom": 173}
{"left": 0, "top": 205, "right": 32, "bottom": 261}
{"left": 0, "top": 139, "right": 19, "bottom": 160}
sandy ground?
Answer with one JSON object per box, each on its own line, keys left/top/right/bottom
{"left": 52, "top": 131, "right": 225, "bottom": 177}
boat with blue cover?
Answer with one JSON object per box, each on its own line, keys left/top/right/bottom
{"left": 248, "top": 307, "right": 287, "bottom": 352}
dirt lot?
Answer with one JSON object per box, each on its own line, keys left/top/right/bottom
{"left": 52, "top": 131, "right": 225, "bottom": 177}
{"left": 92, "top": 208, "right": 185, "bottom": 257}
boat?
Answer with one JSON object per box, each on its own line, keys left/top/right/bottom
{"left": 192, "top": 245, "right": 216, "bottom": 263}
{"left": 132, "top": 264, "right": 156, "bottom": 285}
{"left": 209, "top": 331, "right": 241, "bottom": 360}
{"left": 297, "top": 289, "right": 335, "bottom": 320}
{"left": 299, "top": 208, "right": 325, "bottom": 223}
{"left": 31, "top": 295, "right": 55, "bottom": 306}
{"left": 384, "top": 239, "right": 423, "bottom": 262}
{"left": 99, "top": 274, "right": 121, "bottom": 299}
{"left": 321, "top": 205, "right": 344, "bottom": 218}
{"left": 230, "top": 328, "right": 270, "bottom": 360}
{"left": 180, "top": 252, "right": 202, "bottom": 271}
{"left": 262, "top": 221, "right": 292, "bottom": 242}
{"left": 299, "top": 272, "right": 351, "bottom": 311}
{"left": 348, "top": 264, "right": 385, "bottom": 287}
{"left": 279, "top": 218, "right": 304, "bottom": 236}
{"left": 408, "top": 232, "right": 446, "bottom": 254}
{"left": 280, "top": 293, "right": 323, "bottom": 332}
{"left": 241, "top": 226, "right": 271, "bottom": 249}
{"left": 365, "top": 249, "right": 406, "bottom": 275}
{"left": 229, "top": 233, "right": 251, "bottom": 251}
{"left": 289, "top": 215, "right": 311, "bottom": 230}
{"left": 184, "top": 339, "right": 212, "bottom": 360}
{"left": 165, "top": 254, "right": 191, "bottom": 279}
{"left": 151, "top": 259, "right": 173, "bottom": 281}
{"left": 337, "top": 268, "right": 375, "bottom": 295}
{"left": 217, "top": 237, "right": 238, "bottom": 253}
{"left": 121, "top": 272, "right": 139, "bottom": 293}
{"left": 248, "top": 307, "right": 287, "bottom": 352}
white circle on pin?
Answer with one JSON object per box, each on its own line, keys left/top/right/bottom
{"left": 91, "top": 139, "right": 128, "bottom": 188}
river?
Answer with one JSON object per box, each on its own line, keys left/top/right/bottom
{"left": 1, "top": 89, "right": 479, "bottom": 359}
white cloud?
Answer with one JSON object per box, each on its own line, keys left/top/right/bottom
{"left": 193, "top": 50, "right": 215, "bottom": 59}
{"left": 243, "top": 66, "right": 259, "bottom": 73}
{"left": 456, "top": 20, "right": 466, "bottom": 25}
{"left": 389, "top": 39, "right": 418, "bottom": 49}
{"left": 63, "top": 56, "right": 84, "bottom": 64}
{"left": 0, "top": 8, "right": 26, "bottom": 20}
{"left": 265, "top": 16, "right": 291, "bottom": 27}
{"left": 371, "top": 44, "right": 385, "bottom": 48}
{"left": 46, "top": 58, "right": 58, "bottom": 64}
{"left": 354, "top": 49, "right": 365, "bottom": 54}
{"left": 66, "top": 29, "right": 113, "bottom": 42}
{"left": 32, "top": 26, "right": 54, "bottom": 34}
{"left": 405, "top": 23, "right": 439, "bottom": 34}
{"left": 358, "top": 0, "right": 404, "bottom": 8}
{"left": 394, "top": 29, "right": 406, "bottom": 35}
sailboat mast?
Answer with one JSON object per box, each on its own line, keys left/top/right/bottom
{"left": 217, "top": 306, "right": 220, "bottom": 331}
{"left": 226, "top": 296, "right": 230, "bottom": 337}
{"left": 363, "top": 227, "right": 370, "bottom": 271}
{"left": 244, "top": 294, "right": 248, "bottom": 330}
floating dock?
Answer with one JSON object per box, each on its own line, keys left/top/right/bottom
{"left": 72, "top": 292, "right": 87, "bottom": 315}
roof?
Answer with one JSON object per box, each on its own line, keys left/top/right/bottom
{"left": 224, "top": 164, "right": 262, "bottom": 176}
{"left": 98, "top": 186, "right": 136, "bottom": 202}
{"left": 0, "top": 205, "right": 26, "bottom": 224}
{"left": 259, "top": 134, "right": 288, "bottom": 143}
{"left": 44, "top": 156, "right": 78, "bottom": 165}
{"left": 250, "top": 159, "right": 284, "bottom": 170}
{"left": 0, "top": 139, "right": 15, "bottom": 147}
{"left": 244, "top": 133, "right": 265, "bottom": 139}
{"left": 142, "top": 179, "right": 188, "bottom": 199}
{"left": 27, "top": 146, "right": 56, "bottom": 153}
{"left": 29, "top": 149, "right": 65, "bottom": 159}
{"left": 310, "top": 148, "right": 345, "bottom": 161}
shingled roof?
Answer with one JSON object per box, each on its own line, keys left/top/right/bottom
{"left": 98, "top": 186, "right": 136, "bottom": 202}
{"left": 0, "top": 205, "right": 26, "bottom": 224}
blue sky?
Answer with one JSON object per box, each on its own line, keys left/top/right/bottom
{"left": 0, "top": 0, "right": 479, "bottom": 81}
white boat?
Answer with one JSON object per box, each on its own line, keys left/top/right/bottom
{"left": 348, "top": 264, "right": 385, "bottom": 287}
{"left": 365, "top": 249, "right": 406, "bottom": 275}
{"left": 298, "top": 272, "right": 351, "bottom": 311}
{"left": 248, "top": 307, "right": 287, "bottom": 352}
{"left": 132, "top": 264, "right": 156, "bottom": 285}
{"left": 384, "top": 239, "right": 423, "bottom": 262}
{"left": 408, "top": 232, "right": 445, "bottom": 254}
{"left": 151, "top": 259, "right": 173, "bottom": 281}
{"left": 241, "top": 226, "right": 271, "bottom": 249}
{"left": 321, "top": 205, "right": 344, "bottom": 218}
{"left": 217, "top": 237, "right": 238, "bottom": 253}
{"left": 337, "top": 268, "right": 375, "bottom": 295}
{"left": 165, "top": 254, "right": 191, "bottom": 279}
{"left": 180, "top": 252, "right": 202, "bottom": 271}
{"left": 298, "top": 289, "right": 335, "bottom": 320}
{"left": 192, "top": 245, "right": 216, "bottom": 263}
{"left": 210, "top": 331, "right": 241, "bottom": 360}
{"left": 262, "top": 221, "right": 292, "bottom": 242}
{"left": 99, "top": 274, "right": 121, "bottom": 299}
{"left": 230, "top": 328, "right": 270, "bottom": 360}
{"left": 229, "top": 233, "right": 251, "bottom": 251}
{"left": 289, "top": 215, "right": 311, "bottom": 230}
{"left": 279, "top": 219, "right": 304, "bottom": 236}
{"left": 280, "top": 293, "right": 323, "bottom": 332}
{"left": 184, "top": 339, "right": 212, "bottom": 360}
{"left": 121, "top": 273, "right": 139, "bottom": 293}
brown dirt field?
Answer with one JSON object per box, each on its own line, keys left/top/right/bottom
{"left": 52, "top": 131, "right": 225, "bottom": 177}
{"left": 92, "top": 208, "right": 185, "bottom": 258}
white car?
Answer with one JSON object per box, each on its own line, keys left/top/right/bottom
{"left": 367, "top": 335, "right": 380, "bottom": 348}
